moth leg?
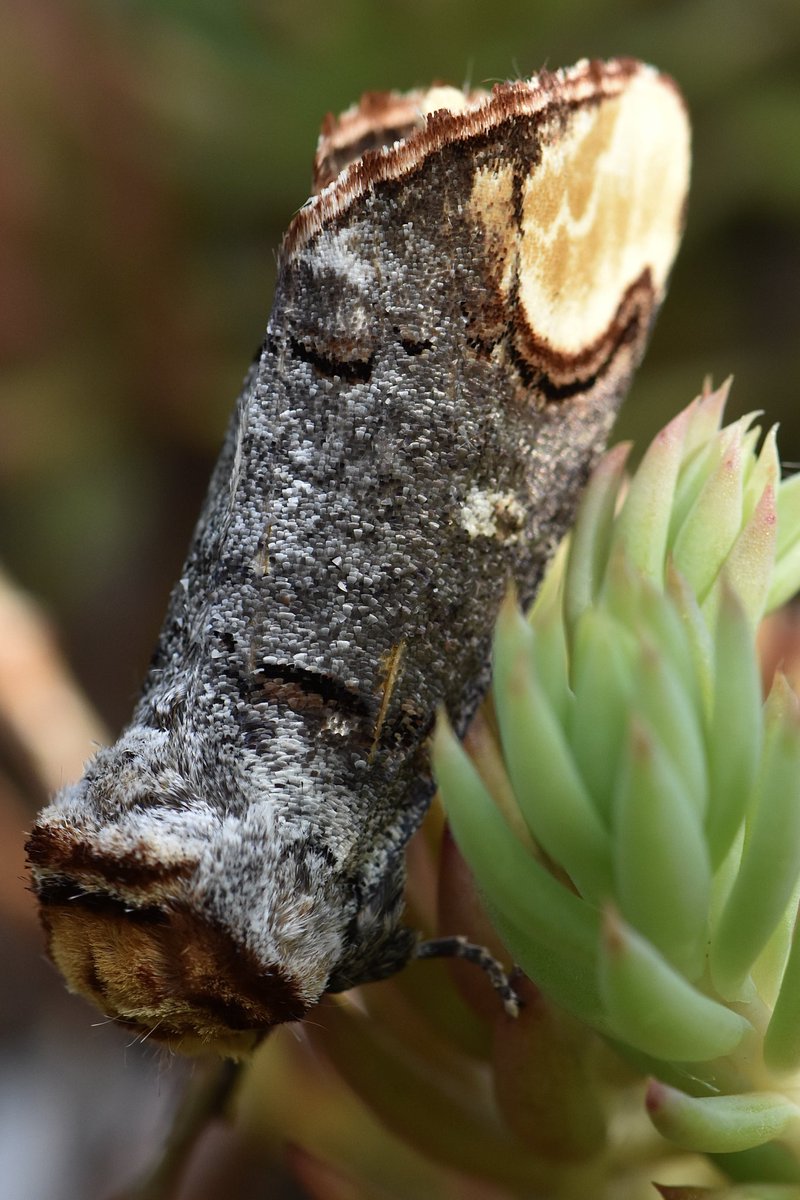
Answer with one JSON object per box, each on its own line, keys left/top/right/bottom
{"left": 415, "top": 935, "right": 521, "bottom": 1017}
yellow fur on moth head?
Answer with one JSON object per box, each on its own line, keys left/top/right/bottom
{"left": 27, "top": 823, "right": 310, "bottom": 1057}
{"left": 42, "top": 904, "right": 261, "bottom": 1057}
{"left": 41, "top": 901, "right": 309, "bottom": 1057}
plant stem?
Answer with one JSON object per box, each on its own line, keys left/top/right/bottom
{"left": 112, "top": 1059, "right": 242, "bottom": 1200}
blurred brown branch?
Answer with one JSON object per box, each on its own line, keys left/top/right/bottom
{"left": 0, "top": 565, "right": 107, "bottom": 933}
{"left": 112, "top": 1060, "right": 242, "bottom": 1200}
{"left": 0, "top": 565, "right": 107, "bottom": 799}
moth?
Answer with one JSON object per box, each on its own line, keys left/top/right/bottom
{"left": 27, "top": 58, "right": 690, "bottom": 1055}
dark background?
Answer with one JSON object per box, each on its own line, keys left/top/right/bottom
{"left": 1, "top": 2, "right": 799, "bottom": 1197}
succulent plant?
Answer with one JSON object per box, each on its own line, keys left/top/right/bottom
{"left": 432, "top": 382, "right": 800, "bottom": 1194}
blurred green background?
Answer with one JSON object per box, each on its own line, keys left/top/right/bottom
{"left": 2, "top": 0, "right": 799, "bottom": 727}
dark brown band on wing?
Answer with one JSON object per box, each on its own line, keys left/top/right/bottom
{"left": 313, "top": 85, "right": 477, "bottom": 193}
{"left": 35, "top": 881, "right": 170, "bottom": 929}
{"left": 315, "top": 121, "right": 422, "bottom": 193}
{"left": 283, "top": 58, "right": 650, "bottom": 259}
{"left": 247, "top": 662, "right": 375, "bottom": 718}
{"left": 509, "top": 268, "right": 657, "bottom": 392}
{"left": 26, "top": 825, "right": 195, "bottom": 894}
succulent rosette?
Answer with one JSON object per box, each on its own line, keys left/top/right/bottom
{"left": 74, "top": 383, "right": 800, "bottom": 1199}
{"left": 434, "top": 382, "right": 800, "bottom": 1188}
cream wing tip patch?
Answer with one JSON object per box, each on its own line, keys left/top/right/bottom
{"left": 509, "top": 68, "right": 690, "bottom": 357}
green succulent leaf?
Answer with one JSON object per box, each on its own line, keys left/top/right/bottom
{"left": 568, "top": 607, "right": 636, "bottom": 825}
{"left": 598, "top": 908, "right": 750, "bottom": 1061}
{"left": 646, "top": 1082, "right": 799, "bottom": 1153}
{"left": 703, "top": 486, "right": 777, "bottom": 630}
{"left": 612, "top": 720, "right": 710, "bottom": 980}
{"left": 608, "top": 404, "right": 691, "bottom": 584}
{"left": 764, "top": 908, "right": 800, "bottom": 1073}
{"left": 527, "top": 591, "right": 572, "bottom": 727}
{"left": 432, "top": 712, "right": 603, "bottom": 1025}
{"left": 710, "top": 676, "right": 800, "bottom": 998}
{"left": 671, "top": 423, "right": 745, "bottom": 601}
{"left": 492, "top": 594, "right": 612, "bottom": 903}
{"left": 564, "top": 440, "right": 630, "bottom": 632}
{"left": 705, "top": 582, "right": 762, "bottom": 870}
{"left": 632, "top": 637, "right": 708, "bottom": 819}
